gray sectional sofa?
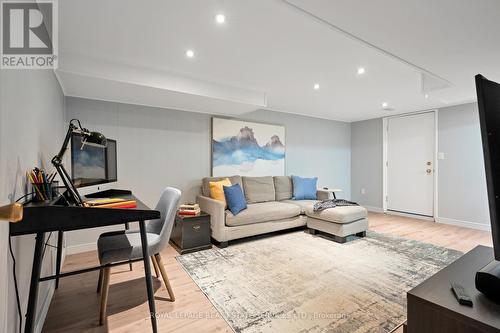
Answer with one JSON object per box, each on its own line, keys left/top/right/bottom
{"left": 196, "top": 175, "right": 368, "bottom": 247}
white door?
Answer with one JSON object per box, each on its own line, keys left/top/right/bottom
{"left": 387, "top": 112, "right": 435, "bottom": 217}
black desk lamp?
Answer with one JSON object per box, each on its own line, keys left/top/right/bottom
{"left": 52, "top": 119, "right": 107, "bottom": 206}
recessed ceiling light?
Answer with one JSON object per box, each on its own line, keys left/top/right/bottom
{"left": 215, "top": 14, "right": 226, "bottom": 24}
{"left": 313, "top": 83, "right": 320, "bottom": 90}
{"left": 357, "top": 67, "right": 366, "bottom": 75}
{"left": 186, "top": 49, "right": 194, "bottom": 58}
{"left": 382, "top": 102, "right": 388, "bottom": 108}
{"left": 424, "top": 94, "right": 429, "bottom": 99}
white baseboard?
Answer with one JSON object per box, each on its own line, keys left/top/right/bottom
{"left": 363, "top": 206, "right": 384, "bottom": 213}
{"left": 66, "top": 242, "right": 97, "bottom": 255}
{"left": 386, "top": 210, "right": 435, "bottom": 221}
{"left": 435, "top": 217, "right": 491, "bottom": 231}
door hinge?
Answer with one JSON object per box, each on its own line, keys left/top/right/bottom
{"left": 386, "top": 161, "right": 388, "bottom": 167}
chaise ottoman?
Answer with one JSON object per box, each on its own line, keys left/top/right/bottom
{"left": 305, "top": 205, "right": 368, "bottom": 243}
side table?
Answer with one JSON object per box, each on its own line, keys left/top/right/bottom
{"left": 170, "top": 211, "right": 212, "bottom": 254}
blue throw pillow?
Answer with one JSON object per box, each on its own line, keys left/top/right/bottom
{"left": 223, "top": 183, "right": 247, "bottom": 215}
{"left": 292, "top": 175, "right": 318, "bottom": 200}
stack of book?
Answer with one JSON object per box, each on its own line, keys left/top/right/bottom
{"left": 178, "top": 203, "right": 200, "bottom": 216}
{"left": 84, "top": 198, "right": 137, "bottom": 209}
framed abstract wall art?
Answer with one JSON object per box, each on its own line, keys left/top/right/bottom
{"left": 211, "top": 118, "right": 285, "bottom": 176}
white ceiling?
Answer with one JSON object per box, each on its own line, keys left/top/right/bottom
{"left": 57, "top": 0, "right": 500, "bottom": 122}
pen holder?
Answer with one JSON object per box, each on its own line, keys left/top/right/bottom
{"left": 31, "top": 181, "right": 60, "bottom": 202}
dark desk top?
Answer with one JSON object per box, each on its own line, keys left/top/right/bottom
{"left": 408, "top": 245, "right": 500, "bottom": 331}
{"left": 10, "top": 194, "right": 160, "bottom": 236}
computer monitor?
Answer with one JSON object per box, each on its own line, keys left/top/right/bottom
{"left": 475, "top": 74, "right": 500, "bottom": 302}
{"left": 476, "top": 74, "right": 500, "bottom": 260}
{"left": 71, "top": 133, "right": 117, "bottom": 188}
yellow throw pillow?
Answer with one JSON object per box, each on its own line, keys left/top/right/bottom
{"left": 209, "top": 178, "right": 232, "bottom": 208}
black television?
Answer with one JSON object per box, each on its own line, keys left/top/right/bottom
{"left": 475, "top": 74, "right": 500, "bottom": 301}
{"left": 70, "top": 132, "right": 117, "bottom": 188}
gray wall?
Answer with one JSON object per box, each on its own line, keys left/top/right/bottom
{"left": 0, "top": 70, "right": 65, "bottom": 332}
{"left": 0, "top": 72, "right": 7, "bottom": 333}
{"left": 438, "top": 103, "right": 489, "bottom": 226}
{"left": 350, "top": 103, "right": 490, "bottom": 228}
{"left": 65, "top": 97, "right": 351, "bottom": 248}
{"left": 351, "top": 118, "right": 383, "bottom": 209}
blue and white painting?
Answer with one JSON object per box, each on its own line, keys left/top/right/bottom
{"left": 212, "top": 118, "right": 285, "bottom": 176}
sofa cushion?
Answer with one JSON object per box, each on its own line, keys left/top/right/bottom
{"left": 274, "top": 176, "right": 292, "bottom": 201}
{"left": 242, "top": 176, "right": 275, "bottom": 203}
{"left": 202, "top": 176, "right": 243, "bottom": 197}
{"left": 223, "top": 183, "right": 247, "bottom": 215}
{"left": 209, "top": 178, "right": 232, "bottom": 207}
{"left": 226, "top": 201, "right": 301, "bottom": 227}
{"left": 281, "top": 199, "right": 318, "bottom": 214}
{"left": 292, "top": 175, "right": 318, "bottom": 200}
{"left": 305, "top": 205, "right": 368, "bottom": 224}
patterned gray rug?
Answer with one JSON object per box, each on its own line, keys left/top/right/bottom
{"left": 177, "top": 231, "right": 462, "bottom": 333}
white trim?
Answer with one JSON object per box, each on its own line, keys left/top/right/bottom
{"left": 66, "top": 242, "right": 96, "bottom": 255}
{"left": 386, "top": 210, "right": 435, "bottom": 221}
{"left": 433, "top": 109, "right": 439, "bottom": 219}
{"left": 364, "top": 206, "right": 384, "bottom": 213}
{"left": 382, "top": 110, "right": 438, "bottom": 217}
{"left": 382, "top": 117, "right": 388, "bottom": 212}
{"left": 436, "top": 217, "right": 492, "bottom": 231}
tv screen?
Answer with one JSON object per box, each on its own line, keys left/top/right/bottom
{"left": 71, "top": 133, "right": 117, "bottom": 188}
{"left": 476, "top": 74, "right": 500, "bottom": 260}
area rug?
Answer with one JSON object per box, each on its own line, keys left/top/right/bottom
{"left": 177, "top": 231, "right": 462, "bottom": 333}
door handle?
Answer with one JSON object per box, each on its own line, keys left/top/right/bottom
{"left": 426, "top": 169, "right": 432, "bottom": 174}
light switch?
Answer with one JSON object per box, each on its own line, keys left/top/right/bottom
{"left": 438, "top": 152, "right": 445, "bottom": 160}
{"left": 361, "top": 188, "right": 366, "bottom": 195}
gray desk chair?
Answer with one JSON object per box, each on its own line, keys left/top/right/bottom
{"left": 96, "top": 187, "right": 181, "bottom": 325}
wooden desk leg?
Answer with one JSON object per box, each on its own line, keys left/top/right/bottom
{"left": 25, "top": 232, "right": 45, "bottom": 333}
{"left": 139, "top": 220, "right": 157, "bottom": 333}
{"left": 55, "top": 231, "right": 63, "bottom": 289}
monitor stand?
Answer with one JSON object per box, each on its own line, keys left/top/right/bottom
{"left": 476, "top": 259, "right": 500, "bottom": 303}
{"left": 85, "top": 189, "right": 132, "bottom": 198}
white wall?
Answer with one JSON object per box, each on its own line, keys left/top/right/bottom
{"left": 350, "top": 103, "right": 490, "bottom": 229}
{"left": 64, "top": 96, "right": 351, "bottom": 252}
{"left": 0, "top": 70, "right": 65, "bottom": 333}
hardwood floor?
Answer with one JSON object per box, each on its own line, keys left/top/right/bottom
{"left": 43, "top": 212, "right": 492, "bottom": 333}
{"left": 368, "top": 212, "right": 492, "bottom": 253}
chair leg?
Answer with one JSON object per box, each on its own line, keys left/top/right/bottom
{"left": 96, "top": 268, "right": 103, "bottom": 293}
{"left": 151, "top": 256, "right": 160, "bottom": 278}
{"left": 99, "top": 267, "right": 111, "bottom": 325}
{"left": 154, "top": 254, "right": 175, "bottom": 302}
